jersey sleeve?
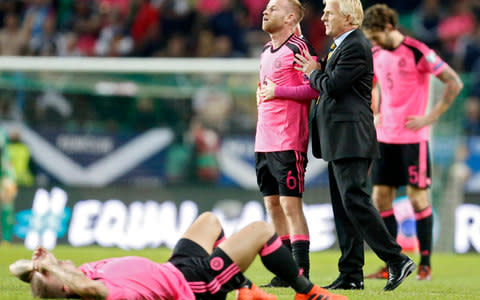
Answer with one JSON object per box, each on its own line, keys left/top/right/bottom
{"left": 416, "top": 45, "right": 446, "bottom": 76}
{"left": 275, "top": 84, "right": 319, "bottom": 100}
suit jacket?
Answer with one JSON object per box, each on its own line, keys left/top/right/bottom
{"left": 309, "top": 29, "right": 379, "bottom": 161}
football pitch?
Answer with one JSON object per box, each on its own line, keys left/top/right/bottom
{"left": 1, "top": 244, "right": 479, "bottom": 300}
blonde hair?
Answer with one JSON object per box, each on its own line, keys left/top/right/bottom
{"left": 286, "top": 0, "right": 304, "bottom": 24}
{"left": 323, "top": 0, "right": 364, "bottom": 26}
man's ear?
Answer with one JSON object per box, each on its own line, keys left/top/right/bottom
{"left": 285, "top": 12, "right": 296, "bottom": 26}
{"left": 345, "top": 14, "right": 353, "bottom": 26}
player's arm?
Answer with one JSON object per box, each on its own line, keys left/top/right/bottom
{"left": 45, "top": 263, "right": 108, "bottom": 299}
{"left": 260, "top": 78, "right": 319, "bottom": 101}
{"left": 9, "top": 259, "right": 34, "bottom": 282}
{"left": 371, "top": 80, "right": 382, "bottom": 127}
{"left": 406, "top": 65, "right": 463, "bottom": 130}
{"left": 34, "top": 247, "right": 108, "bottom": 299}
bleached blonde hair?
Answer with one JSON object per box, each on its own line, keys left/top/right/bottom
{"left": 323, "top": 0, "right": 364, "bottom": 26}
{"left": 285, "top": 0, "right": 304, "bottom": 24}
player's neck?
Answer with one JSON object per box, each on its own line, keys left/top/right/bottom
{"left": 270, "top": 28, "right": 294, "bottom": 49}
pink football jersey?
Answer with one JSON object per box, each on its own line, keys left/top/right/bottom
{"left": 373, "top": 36, "right": 447, "bottom": 143}
{"left": 256, "top": 34, "right": 317, "bottom": 152}
{"left": 79, "top": 257, "right": 194, "bottom": 300}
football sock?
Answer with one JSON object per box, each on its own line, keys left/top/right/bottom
{"left": 213, "top": 229, "right": 226, "bottom": 248}
{"left": 260, "top": 234, "right": 312, "bottom": 293}
{"left": 1, "top": 203, "right": 14, "bottom": 242}
{"left": 380, "top": 209, "right": 398, "bottom": 239}
{"left": 280, "top": 234, "right": 292, "bottom": 252}
{"left": 292, "top": 235, "right": 310, "bottom": 278}
{"left": 415, "top": 206, "right": 433, "bottom": 266}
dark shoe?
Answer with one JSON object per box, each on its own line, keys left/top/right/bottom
{"left": 260, "top": 276, "right": 290, "bottom": 288}
{"left": 323, "top": 276, "right": 364, "bottom": 290}
{"left": 383, "top": 257, "right": 416, "bottom": 291}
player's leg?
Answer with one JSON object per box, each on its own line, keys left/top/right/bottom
{"left": 371, "top": 143, "right": 404, "bottom": 240}
{"left": 367, "top": 143, "right": 402, "bottom": 279}
{"left": 1, "top": 177, "right": 17, "bottom": 244}
{"left": 264, "top": 195, "right": 290, "bottom": 249}
{"left": 274, "top": 151, "right": 310, "bottom": 278}
{"left": 407, "top": 186, "right": 432, "bottom": 280}
{"left": 180, "top": 212, "right": 224, "bottom": 254}
{"left": 258, "top": 153, "right": 288, "bottom": 246}
{"left": 405, "top": 141, "right": 433, "bottom": 280}
{"left": 173, "top": 212, "right": 272, "bottom": 300}
{"left": 218, "top": 221, "right": 347, "bottom": 300}
{"left": 372, "top": 185, "right": 397, "bottom": 239}
{"left": 280, "top": 196, "right": 309, "bottom": 276}
{"left": 256, "top": 152, "right": 289, "bottom": 287}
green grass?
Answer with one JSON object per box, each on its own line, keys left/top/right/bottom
{"left": 1, "top": 244, "right": 479, "bottom": 299}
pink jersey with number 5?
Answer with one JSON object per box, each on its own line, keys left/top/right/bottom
{"left": 372, "top": 36, "right": 447, "bottom": 144}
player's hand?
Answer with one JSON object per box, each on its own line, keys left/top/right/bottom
{"left": 405, "top": 115, "right": 431, "bottom": 131}
{"left": 33, "top": 247, "right": 57, "bottom": 272}
{"left": 260, "top": 78, "right": 276, "bottom": 101}
{"left": 374, "top": 114, "right": 382, "bottom": 128}
{"left": 256, "top": 86, "right": 262, "bottom": 106}
{"left": 294, "top": 52, "right": 321, "bottom": 76}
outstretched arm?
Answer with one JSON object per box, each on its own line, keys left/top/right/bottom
{"left": 34, "top": 247, "right": 108, "bottom": 299}
{"left": 9, "top": 259, "right": 34, "bottom": 283}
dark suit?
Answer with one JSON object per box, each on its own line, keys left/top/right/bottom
{"left": 309, "top": 29, "right": 405, "bottom": 281}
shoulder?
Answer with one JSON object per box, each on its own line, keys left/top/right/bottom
{"left": 344, "top": 32, "right": 372, "bottom": 57}
{"left": 344, "top": 30, "right": 370, "bottom": 49}
{"left": 286, "top": 35, "right": 317, "bottom": 56}
{"left": 261, "top": 41, "right": 273, "bottom": 54}
{"left": 401, "top": 36, "right": 432, "bottom": 64}
{"left": 371, "top": 45, "right": 382, "bottom": 57}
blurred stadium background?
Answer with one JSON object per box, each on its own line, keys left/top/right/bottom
{"left": 0, "top": 0, "right": 479, "bottom": 257}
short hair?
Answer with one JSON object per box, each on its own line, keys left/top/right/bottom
{"left": 31, "top": 274, "right": 50, "bottom": 298}
{"left": 286, "top": 0, "right": 304, "bottom": 24}
{"left": 363, "top": 4, "right": 398, "bottom": 31}
{"left": 324, "top": 0, "right": 364, "bottom": 26}
{"left": 30, "top": 273, "right": 66, "bottom": 299}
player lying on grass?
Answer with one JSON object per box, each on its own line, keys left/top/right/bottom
{"left": 10, "top": 212, "right": 348, "bottom": 300}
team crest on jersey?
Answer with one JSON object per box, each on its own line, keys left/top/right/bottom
{"left": 210, "top": 257, "right": 225, "bottom": 271}
{"left": 398, "top": 58, "right": 406, "bottom": 68}
{"left": 426, "top": 52, "right": 437, "bottom": 63}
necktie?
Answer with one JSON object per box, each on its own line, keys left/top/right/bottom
{"left": 327, "top": 43, "right": 336, "bottom": 60}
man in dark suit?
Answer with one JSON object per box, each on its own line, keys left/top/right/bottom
{"left": 294, "top": 0, "right": 415, "bottom": 291}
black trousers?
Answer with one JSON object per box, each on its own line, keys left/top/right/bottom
{"left": 328, "top": 158, "right": 404, "bottom": 281}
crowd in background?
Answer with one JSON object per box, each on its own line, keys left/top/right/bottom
{"left": 0, "top": 0, "right": 477, "bottom": 64}
{"left": 0, "top": 0, "right": 329, "bottom": 58}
